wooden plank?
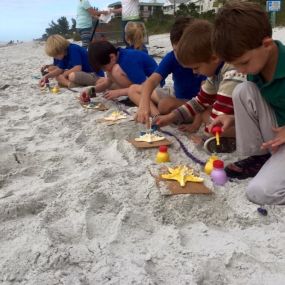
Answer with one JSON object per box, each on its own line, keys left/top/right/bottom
{"left": 128, "top": 138, "right": 171, "bottom": 149}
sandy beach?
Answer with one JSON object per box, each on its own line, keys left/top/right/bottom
{"left": 0, "top": 31, "right": 285, "bottom": 285}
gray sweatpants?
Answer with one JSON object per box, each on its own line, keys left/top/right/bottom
{"left": 233, "top": 82, "right": 285, "bottom": 205}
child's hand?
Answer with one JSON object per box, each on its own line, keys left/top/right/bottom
{"left": 39, "top": 76, "right": 48, "bottom": 87}
{"left": 135, "top": 100, "right": 151, "bottom": 127}
{"left": 207, "top": 114, "right": 235, "bottom": 133}
{"left": 104, "top": 90, "right": 122, "bottom": 100}
{"left": 261, "top": 126, "right": 285, "bottom": 153}
{"left": 40, "top": 65, "right": 49, "bottom": 75}
{"left": 155, "top": 112, "right": 176, "bottom": 127}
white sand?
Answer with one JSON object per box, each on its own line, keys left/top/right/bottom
{"left": 0, "top": 30, "right": 285, "bottom": 285}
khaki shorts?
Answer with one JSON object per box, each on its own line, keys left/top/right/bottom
{"left": 72, "top": 71, "right": 100, "bottom": 86}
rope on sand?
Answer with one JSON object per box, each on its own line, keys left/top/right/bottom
{"left": 160, "top": 130, "right": 205, "bottom": 166}
{"left": 115, "top": 100, "right": 131, "bottom": 115}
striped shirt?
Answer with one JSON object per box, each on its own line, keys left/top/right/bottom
{"left": 173, "top": 63, "right": 247, "bottom": 124}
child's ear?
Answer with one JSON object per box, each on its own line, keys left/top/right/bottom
{"left": 109, "top": 53, "right": 117, "bottom": 63}
{"left": 211, "top": 54, "right": 220, "bottom": 63}
{"left": 262, "top": 37, "right": 274, "bottom": 48}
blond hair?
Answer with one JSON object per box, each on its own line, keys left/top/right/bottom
{"left": 125, "top": 21, "right": 146, "bottom": 50}
{"left": 45, "top": 34, "right": 70, "bottom": 57}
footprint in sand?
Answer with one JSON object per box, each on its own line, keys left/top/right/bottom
{"left": 0, "top": 199, "right": 47, "bottom": 223}
{"left": 85, "top": 192, "right": 122, "bottom": 244}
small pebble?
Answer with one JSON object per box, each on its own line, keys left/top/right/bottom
{"left": 257, "top": 207, "right": 268, "bottom": 216}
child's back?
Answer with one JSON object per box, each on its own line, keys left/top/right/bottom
{"left": 116, "top": 47, "right": 156, "bottom": 83}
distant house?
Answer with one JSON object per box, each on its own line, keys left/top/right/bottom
{"left": 163, "top": 0, "right": 217, "bottom": 14}
{"left": 108, "top": 1, "right": 164, "bottom": 21}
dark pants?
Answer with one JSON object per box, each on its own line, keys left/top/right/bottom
{"left": 77, "top": 27, "right": 92, "bottom": 49}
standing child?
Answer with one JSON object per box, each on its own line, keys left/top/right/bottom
{"left": 155, "top": 19, "right": 246, "bottom": 151}
{"left": 210, "top": 1, "right": 285, "bottom": 205}
{"left": 40, "top": 35, "right": 104, "bottom": 88}
{"left": 88, "top": 41, "right": 157, "bottom": 100}
{"left": 110, "top": 0, "right": 140, "bottom": 46}
{"left": 134, "top": 17, "right": 206, "bottom": 128}
{"left": 124, "top": 21, "right": 148, "bottom": 53}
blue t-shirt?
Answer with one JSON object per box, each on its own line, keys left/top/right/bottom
{"left": 155, "top": 51, "right": 206, "bottom": 99}
{"left": 53, "top": 43, "right": 104, "bottom": 77}
{"left": 117, "top": 47, "right": 157, "bottom": 84}
{"left": 125, "top": 44, "right": 148, "bottom": 54}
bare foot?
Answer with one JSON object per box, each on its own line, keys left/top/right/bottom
{"left": 189, "top": 134, "right": 205, "bottom": 145}
{"left": 178, "top": 123, "right": 200, "bottom": 133}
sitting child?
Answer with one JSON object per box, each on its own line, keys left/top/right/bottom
{"left": 39, "top": 34, "right": 104, "bottom": 88}
{"left": 124, "top": 21, "right": 148, "bottom": 53}
{"left": 155, "top": 19, "right": 246, "bottom": 152}
{"left": 133, "top": 16, "right": 206, "bottom": 128}
{"left": 209, "top": 1, "right": 285, "bottom": 205}
{"left": 87, "top": 41, "right": 158, "bottom": 100}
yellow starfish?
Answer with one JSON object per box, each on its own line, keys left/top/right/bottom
{"left": 161, "top": 165, "right": 204, "bottom": 187}
{"left": 135, "top": 133, "right": 165, "bottom": 143}
{"left": 104, "top": 111, "right": 127, "bottom": 121}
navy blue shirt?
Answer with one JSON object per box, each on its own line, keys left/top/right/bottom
{"left": 125, "top": 44, "right": 148, "bottom": 54}
{"left": 155, "top": 51, "right": 206, "bottom": 99}
{"left": 54, "top": 43, "right": 104, "bottom": 77}
{"left": 117, "top": 47, "right": 157, "bottom": 84}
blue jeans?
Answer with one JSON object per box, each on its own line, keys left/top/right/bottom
{"left": 77, "top": 27, "right": 92, "bottom": 49}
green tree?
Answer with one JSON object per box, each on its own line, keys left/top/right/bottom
{"left": 71, "top": 18, "right": 77, "bottom": 32}
{"left": 45, "top": 16, "right": 70, "bottom": 37}
{"left": 176, "top": 3, "right": 200, "bottom": 18}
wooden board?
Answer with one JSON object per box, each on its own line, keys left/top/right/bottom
{"left": 153, "top": 168, "right": 212, "bottom": 195}
{"left": 128, "top": 138, "right": 172, "bottom": 149}
{"left": 80, "top": 102, "right": 108, "bottom": 111}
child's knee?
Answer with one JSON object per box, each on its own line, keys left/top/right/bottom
{"left": 128, "top": 84, "right": 140, "bottom": 97}
{"left": 246, "top": 178, "right": 274, "bottom": 205}
{"left": 233, "top": 81, "right": 259, "bottom": 105}
{"left": 68, "top": 72, "right": 76, "bottom": 82}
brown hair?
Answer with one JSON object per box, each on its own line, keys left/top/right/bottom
{"left": 45, "top": 34, "right": 69, "bottom": 57}
{"left": 213, "top": 1, "right": 272, "bottom": 61}
{"left": 88, "top": 41, "right": 117, "bottom": 72}
{"left": 125, "top": 21, "right": 146, "bottom": 50}
{"left": 176, "top": 19, "right": 213, "bottom": 65}
{"left": 170, "top": 16, "right": 194, "bottom": 45}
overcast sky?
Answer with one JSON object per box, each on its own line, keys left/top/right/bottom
{"left": 0, "top": 0, "right": 116, "bottom": 42}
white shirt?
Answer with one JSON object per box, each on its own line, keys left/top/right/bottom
{"left": 122, "top": 0, "right": 140, "bottom": 21}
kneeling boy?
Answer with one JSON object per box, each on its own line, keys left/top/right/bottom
{"left": 210, "top": 1, "right": 285, "bottom": 205}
